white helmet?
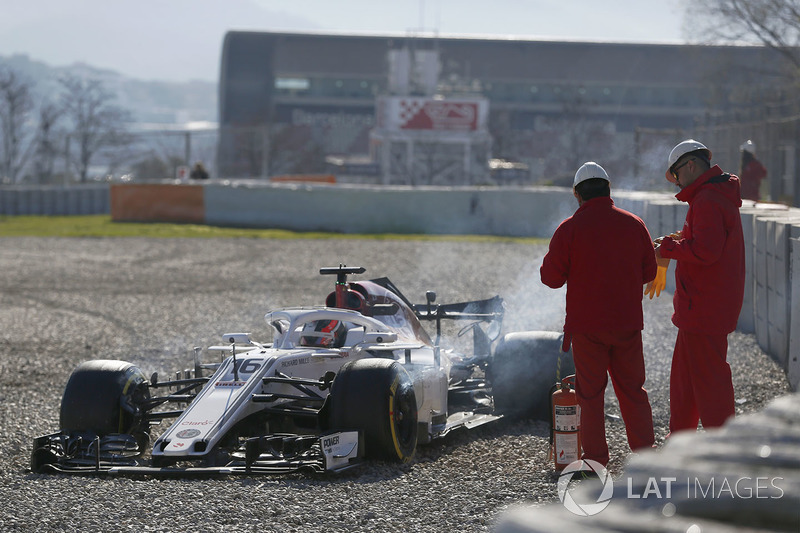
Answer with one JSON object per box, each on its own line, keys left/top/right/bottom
{"left": 668, "top": 139, "right": 711, "bottom": 169}
{"left": 666, "top": 139, "right": 712, "bottom": 184}
{"left": 573, "top": 162, "right": 609, "bottom": 187}
{"left": 740, "top": 139, "right": 756, "bottom": 154}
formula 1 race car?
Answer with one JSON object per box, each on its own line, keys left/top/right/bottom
{"left": 32, "top": 266, "right": 571, "bottom": 476}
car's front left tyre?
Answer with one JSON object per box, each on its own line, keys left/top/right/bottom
{"left": 328, "top": 358, "right": 418, "bottom": 463}
{"left": 59, "top": 359, "right": 150, "bottom": 439}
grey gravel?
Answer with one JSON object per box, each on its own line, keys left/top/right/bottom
{"left": 0, "top": 237, "right": 791, "bottom": 533}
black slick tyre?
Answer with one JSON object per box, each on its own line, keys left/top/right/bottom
{"left": 329, "top": 358, "right": 418, "bottom": 463}
{"left": 59, "top": 359, "right": 150, "bottom": 436}
{"left": 491, "top": 331, "right": 574, "bottom": 420}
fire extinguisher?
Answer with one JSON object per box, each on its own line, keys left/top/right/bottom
{"left": 550, "top": 374, "right": 581, "bottom": 471}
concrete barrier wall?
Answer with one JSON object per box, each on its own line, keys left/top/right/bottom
{"left": 0, "top": 185, "right": 109, "bottom": 215}
{"left": 202, "top": 181, "right": 576, "bottom": 237}
{"left": 790, "top": 237, "right": 800, "bottom": 389}
{"left": 760, "top": 216, "right": 800, "bottom": 368}
{"left": 1, "top": 181, "right": 798, "bottom": 389}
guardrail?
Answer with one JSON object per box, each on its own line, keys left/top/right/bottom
{"left": 0, "top": 184, "right": 109, "bottom": 215}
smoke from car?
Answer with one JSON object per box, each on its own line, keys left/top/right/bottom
{"left": 502, "top": 253, "right": 565, "bottom": 334}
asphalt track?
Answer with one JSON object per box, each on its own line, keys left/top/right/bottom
{"left": 0, "top": 237, "right": 790, "bottom": 532}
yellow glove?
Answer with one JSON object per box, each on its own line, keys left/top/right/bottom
{"left": 644, "top": 264, "right": 668, "bottom": 299}
{"left": 654, "top": 231, "right": 682, "bottom": 246}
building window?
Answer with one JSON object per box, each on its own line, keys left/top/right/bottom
{"left": 275, "top": 77, "right": 310, "bottom": 91}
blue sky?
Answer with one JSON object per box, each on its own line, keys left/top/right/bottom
{"left": 0, "top": 0, "right": 687, "bottom": 82}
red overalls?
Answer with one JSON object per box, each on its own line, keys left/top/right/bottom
{"left": 740, "top": 158, "right": 766, "bottom": 202}
{"left": 541, "top": 196, "right": 657, "bottom": 465}
{"left": 659, "top": 166, "right": 745, "bottom": 434}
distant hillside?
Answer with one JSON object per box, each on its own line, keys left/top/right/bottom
{"left": 0, "top": 54, "right": 217, "bottom": 124}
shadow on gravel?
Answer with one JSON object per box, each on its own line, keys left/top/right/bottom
{"left": 233, "top": 417, "right": 556, "bottom": 487}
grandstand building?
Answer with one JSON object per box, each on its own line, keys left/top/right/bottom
{"left": 217, "top": 30, "right": 787, "bottom": 186}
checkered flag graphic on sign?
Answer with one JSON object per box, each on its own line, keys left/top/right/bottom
{"left": 399, "top": 100, "right": 424, "bottom": 125}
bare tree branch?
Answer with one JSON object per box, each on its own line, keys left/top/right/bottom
{"left": 32, "top": 101, "right": 64, "bottom": 184}
{"left": 58, "top": 74, "right": 133, "bottom": 182}
{"left": 0, "top": 67, "right": 35, "bottom": 183}
{"left": 690, "top": 0, "right": 800, "bottom": 73}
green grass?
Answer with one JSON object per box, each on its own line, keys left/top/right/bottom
{"left": 0, "top": 215, "right": 546, "bottom": 243}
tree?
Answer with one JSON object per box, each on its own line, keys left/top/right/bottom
{"left": 130, "top": 153, "right": 184, "bottom": 180}
{"left": 59, "top": 74, "right": 133, "bottom": 182}
{"left": 32, "top": 101, "right": 64, "bottom": 184}
{"left": 0, "top": 67, "right": 35, "bottom": 183}
{"left": 690, "top": 0, "right": 800, "bottom": 75}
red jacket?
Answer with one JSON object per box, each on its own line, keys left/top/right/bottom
{"left": 659, "top": 165, "right": 745, "bottom": 334}
{"left": 541, "top": 196, "right": 657, "bottom": 334}
{"left": 740, "top": 158, "right": 766, "bottom": 201}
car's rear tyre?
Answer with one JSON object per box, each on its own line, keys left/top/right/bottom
{"left": 329, "top": 358, "right": 418, "bottom": 463}
{"left": 59, "top": 359, "right": 150, "bottom": 438}
{"left": 491, "top": 331, "right": 574, "bottom": 420}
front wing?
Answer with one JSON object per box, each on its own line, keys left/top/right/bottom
{"left": 31, "top": 430, "right": 362, "bottom": 477}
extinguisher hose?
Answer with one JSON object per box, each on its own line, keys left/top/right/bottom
{"left": 548, "top": 381, "right": 558, "bottom": 449}
{"left": 549, "top": 345, "right": 568, "bottom": 451}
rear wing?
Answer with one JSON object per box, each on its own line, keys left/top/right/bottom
{"left": 369, "top": 276, "right": 504, "bottom": 361}
{"left": 412, "top": 295, "right": 505, "bottom": 323}
{"left": 368, "top": 277, "right": 504, "bottom": 322}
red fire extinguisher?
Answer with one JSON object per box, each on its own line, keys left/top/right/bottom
{"left": 550, "top": 374, "right": 581, "bottom": 471}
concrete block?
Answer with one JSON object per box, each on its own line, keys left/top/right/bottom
{"left": 612, "top": 191, "right": 653, "bottom": 219}
{"left": 768, "top": 217, "right": 800, "bottom": 368}
{"left": 644, "top": 200, "right": 675, "bottom": 238}
{"left": 738, "top": 209, "right": 758, "bottom": 333}
{"left": 757, "top": 215, "right": 800, "bottom": 369}
{"left": 789, "top": 237, "right": 800, "bottom": 392}
{"left": 639, "top": 199, "right": 658, "bottom": 238}
{"left": 754, "top": 216, "right": 770, "bottom": 353}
